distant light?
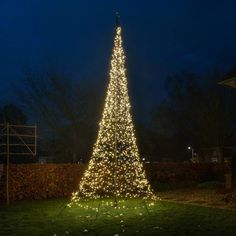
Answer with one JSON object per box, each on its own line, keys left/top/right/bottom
{"left": 142, "top": 158, "right": 145, "bottom": 161}
{"left": 187, "top": 146, "right": 191, "bottom": 150}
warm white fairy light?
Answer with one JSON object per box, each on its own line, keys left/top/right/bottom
{"left": 70, "top": 25, "right": 155, "bottom": 204}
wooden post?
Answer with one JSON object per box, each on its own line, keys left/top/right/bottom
{"left": 34, "top": 124, "right": 37, "bottom": 156}
{"left": 225, "top": 173, "right": 233, "bottom": 190}
{"left": 218, "top": 147, "right": 225, "bottom": 176}
{"left": 6, "top": 123, "right": 10, "bottom": 204}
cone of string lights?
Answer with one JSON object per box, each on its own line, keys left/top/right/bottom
{"left": 70, "top": 14, "right": 155, "bottom": 205}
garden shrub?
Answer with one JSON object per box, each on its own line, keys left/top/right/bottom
{"left": 224, "top": 193, "right": 236, "bottom": 204}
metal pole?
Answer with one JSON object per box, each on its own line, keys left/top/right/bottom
{"left": 34, "top": 124, "right": 37, "bottom": 156}
{"left": 6, "top": 123, "right": 10, "bottom": 205}
{"left": 113, "top": 132, "right": 118, "bottom": 207}
{"left": 112, "top": 100, "right": 118, "bottom": 207}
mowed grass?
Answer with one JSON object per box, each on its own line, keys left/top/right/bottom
{"left": 0, "top": 198, "right": 236, "bottom": 236}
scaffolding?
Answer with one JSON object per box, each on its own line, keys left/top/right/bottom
{"left": 0, "top": 123, "right": 37, "bottom": 204}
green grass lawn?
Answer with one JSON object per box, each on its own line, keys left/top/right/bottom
{"left": 0, "top": 199, "right": 236, "bottom": 236}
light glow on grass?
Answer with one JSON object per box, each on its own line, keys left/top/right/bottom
{"left": 1, "top": 199, "right": 236, "bottom": 235}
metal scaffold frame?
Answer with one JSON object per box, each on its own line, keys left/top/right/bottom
{"left": 0, "top": 123, "right": 37, "bottom": 204}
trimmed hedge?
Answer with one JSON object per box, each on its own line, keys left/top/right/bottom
{"left": 0, "top": 164, "right": 86, "bottom": 202}
{"left": 146, "top": 162, "right": 225, "bottom": 183}
{"left": 0, "top": 163, "right": 225, "bottom": 202}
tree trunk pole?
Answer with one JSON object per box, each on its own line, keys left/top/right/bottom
{"left": 6, "top": 123, "right": 10, "bottom": 205}
{"left": 34, "top": 124, "right": 37, "bottom": 156}
{"left": 218, "top": 147, "right": 224, "bottom": 176}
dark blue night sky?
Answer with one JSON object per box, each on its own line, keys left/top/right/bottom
{"left": 1, "top": 0, "right": 236, "bottom": 117}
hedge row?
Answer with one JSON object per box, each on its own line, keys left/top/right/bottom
{"left": 0, "top": 164, "right": 86, "bottom": 202}
{"left": 0, "top": 163, "right": 224, "bottom": 202}
{"left": 146, "top": 162, "right": 225, "bottom": 183}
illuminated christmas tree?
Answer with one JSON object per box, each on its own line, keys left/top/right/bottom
{"left": 71, "top": 15, "right": 154, "bottom": 203}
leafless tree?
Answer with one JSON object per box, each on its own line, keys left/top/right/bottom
{"left": 17, "top": 72, "right": 103, "bottom": 163}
